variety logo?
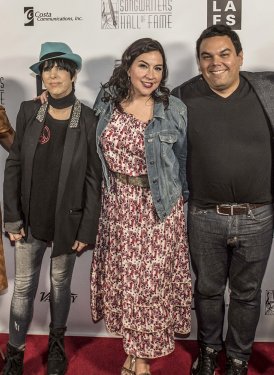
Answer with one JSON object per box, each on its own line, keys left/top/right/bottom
{"left": 24, "top": 7, "right": 83, "bottom": 26}
{"left": 0, "top": 77, "right": 5, "bottom": 105}
{"left": 207, "top": 0, "right": 242, "bottom": 30}
{"left": 265, "top": 290, "right": 274, "bottom": 315}
{"left": 101, "top": 0, "right": 173, "bottom": 30}
{"left": 40, "top": 292, "right": 78, "bottom": 303}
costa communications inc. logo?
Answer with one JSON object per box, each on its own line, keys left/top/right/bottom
{"left": 265, "top": 290, "right": 274, "bottom": 315}
{"left": 24, "top": 7, "right": 83, "bottom": 26}
{"left": 207, "top": 0, "right": 242, "bottom": 30}
{"left": 24, "top": 7, "right": 34, "bottom": 26}
{"left": 101, "top": 0, "right": 173, "bottom": 30}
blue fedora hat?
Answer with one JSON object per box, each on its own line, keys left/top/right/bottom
{"left": 30, "top": 42, "right": 82, "bottom": 75}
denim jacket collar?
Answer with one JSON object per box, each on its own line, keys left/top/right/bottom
{"left": 93, "top": 88, "right": 109, "bottom": 116}
{"left": 153, "top": 100, "right": 165, "bottom": 120}
{"left": 93, "top": 87, "right": 166, "bottom": 120}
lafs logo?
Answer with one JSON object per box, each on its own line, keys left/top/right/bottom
{"left": 24, "top": 7, "right": 34, "bottom": 26}
{"left": 207, "top": 0, "right": 242, "bottom": 30}
{"left": 265, "top": 290, "right": 274, "bottom": 315}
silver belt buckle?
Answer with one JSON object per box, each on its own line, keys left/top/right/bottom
{"left": 216, "top": 204, "right": 235, "bottom": 216}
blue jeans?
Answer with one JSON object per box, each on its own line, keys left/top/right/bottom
{"left": 9, "top": 231, "right": 76, "bottom": 348}
{"left": 188, "top": 204, "right": 273, "bottom": 361}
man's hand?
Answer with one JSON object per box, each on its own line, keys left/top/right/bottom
{"left": 8, "top": 228, "right": 25, "bottom": 241}
{"left": 34, "top": 90, "right": 48, "bottom": 104}
{"left": 72, "top": 240, "right": 88, "bottom": 253}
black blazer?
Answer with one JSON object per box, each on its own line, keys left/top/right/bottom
{"left": 4, "top": 99, "right": 102, "bottom": 257}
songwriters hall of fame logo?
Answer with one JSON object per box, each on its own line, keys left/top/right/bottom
{"left": 102, "top": 0, "right": 118, "bottom": 28}
{"left": 101, "top": 0, "right": 173, "bottom": 30}
{"left": 265, "top": 290, "right": 274, "bottom": 315}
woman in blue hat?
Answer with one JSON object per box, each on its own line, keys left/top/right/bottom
{"left": 2, "top": 42, "right": 102, "bottom": 375}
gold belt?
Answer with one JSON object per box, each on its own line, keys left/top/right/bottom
{"left": 113, "top": 172, "right": 150, "bottom": 188}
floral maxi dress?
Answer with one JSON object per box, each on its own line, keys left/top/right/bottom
{"left": 90, "top": 108, "right": 192, "bottom": 358}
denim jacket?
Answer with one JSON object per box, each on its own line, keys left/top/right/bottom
{"left": 93, "top": 89, "right": 188, "bottom": 221}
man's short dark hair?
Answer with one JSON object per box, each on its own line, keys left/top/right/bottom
{"left": 196, "top": 24, "right": 243, "bottom": 58}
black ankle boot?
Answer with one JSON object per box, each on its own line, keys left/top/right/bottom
{"left": 192, "top": 344, "right": 218, "bottom": 375}
{"left": 47, "top": 326, "right": 68, "bottom": 375}
{"left": 2, "top": 343, "right": 24, "bottom": 375}
{"left": 225, "top": 357, "right": 248, "bottom": 375}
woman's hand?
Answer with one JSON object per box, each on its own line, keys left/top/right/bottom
{"left": 72, "top": 240, "right": 88, "bottom": 252}
{"left": 8, "top": 228, "right": 25, "bottom": 241}
{"left": 34, "top": 90, "right": 48, "bottom": 104}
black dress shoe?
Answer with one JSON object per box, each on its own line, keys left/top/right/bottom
{"left": 191, "top": 344, "right": 218, "bottom": 375}
{"left": 225, "top": 357, "right": 248, "bottom": 375}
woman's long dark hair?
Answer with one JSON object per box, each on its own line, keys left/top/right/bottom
{"left": 102, "top": 38, "right": 170, "bottom": 108}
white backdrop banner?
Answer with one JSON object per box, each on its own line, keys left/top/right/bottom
{"left": 1, "top": 0, "right": 274, "bottom": 340}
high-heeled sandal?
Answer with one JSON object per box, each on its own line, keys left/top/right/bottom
{"left": 135, "top": 357, "right": 151, "bottom": 375}
{"left": 121, "top": 355, "right": 136, "bottom": 374}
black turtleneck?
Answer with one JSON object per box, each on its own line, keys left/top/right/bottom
{"left": 47, "top": 88, "right": 76, "bottom": 109}
{"left": 29, "top": 90, "right": 75, "bottom": 241}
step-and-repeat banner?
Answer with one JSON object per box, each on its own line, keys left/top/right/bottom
{"left": 1, "top": 0, "right": 274, "bottom": 340}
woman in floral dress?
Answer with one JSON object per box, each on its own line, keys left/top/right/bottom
{"left": 90, "top": 38, "right": 192, "bottom": 375}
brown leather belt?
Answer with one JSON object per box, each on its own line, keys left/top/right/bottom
{"left": 113, "top": 172, "right": 150, "bottom": 188}
{"left": 216, "top": 203, "right": 266, "bottom": 216}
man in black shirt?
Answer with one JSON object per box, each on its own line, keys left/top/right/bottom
{"left": 172, "top": 25, "right": 274, "bottom": 375}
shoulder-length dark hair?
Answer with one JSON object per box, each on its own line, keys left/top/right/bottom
{"left": 102, "top": 37, "right": 170, "bottom": 108}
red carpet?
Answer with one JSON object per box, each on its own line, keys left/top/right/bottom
{"left": 1, "top": 334, "right": 274, "bottom": 374}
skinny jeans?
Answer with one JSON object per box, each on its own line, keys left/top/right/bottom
{"left": 9, "top": 231, "right": 76, "bottom": 348}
